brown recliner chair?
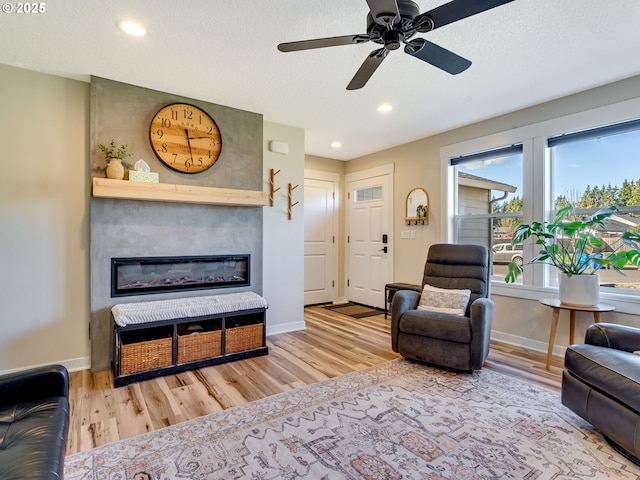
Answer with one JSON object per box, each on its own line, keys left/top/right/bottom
{"left": 391, "top": 243, "right": 494, "bottom": 371}
{"left": 563, "top": 323, "right": 640, "bottom": 464}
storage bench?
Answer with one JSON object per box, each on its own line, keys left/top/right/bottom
{"left": 112, "top": 292, "right": 268, "bottom": 386}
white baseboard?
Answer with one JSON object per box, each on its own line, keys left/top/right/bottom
{"left": 266, "top": 321, "right": 306, "bottom": 336}
{"left": 491, "top": 330, "right": 567, "bottom": 359}
{"left": 0, "top": 356, "right": 90, "bottom": 377}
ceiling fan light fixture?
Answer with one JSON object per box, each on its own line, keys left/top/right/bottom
{"left": 117, "top": 19, "right": 146, "bottom": 37}
{"left": 377, "top": 104, "right": 393, "bottom": 113}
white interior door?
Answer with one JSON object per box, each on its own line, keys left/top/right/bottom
{"left": 303, "top": 174, "right": 337, "bottom": 305}
{"left": 347, "top": 167, "right": 393, "bottom": 309}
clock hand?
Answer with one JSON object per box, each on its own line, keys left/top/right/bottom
{"left": 184, "top": 129, "right": 194, "bottom": 159}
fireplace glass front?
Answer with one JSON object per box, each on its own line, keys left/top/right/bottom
{"left": 111, "top": 255, "right": 250, "bottom": 297}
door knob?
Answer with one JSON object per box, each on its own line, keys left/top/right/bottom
{"left": 379, "top": 246, "right": 388, "bottom": 253}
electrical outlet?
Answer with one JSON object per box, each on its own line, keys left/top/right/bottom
{"left": 410, "top": 230, "right": 416, "bottom": 239}
{"left": 401, "top": 230, "right": 411, "bottom": 239}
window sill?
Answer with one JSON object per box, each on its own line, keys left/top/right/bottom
{"left": 491, "top": 280, "right": 640, "bottom": 315}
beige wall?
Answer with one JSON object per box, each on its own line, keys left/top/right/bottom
{"left": 264, "top": 122, "right": 306, "bottom": 333}
{"left": 0, "top": 65, "right": 91, "bottom": 373}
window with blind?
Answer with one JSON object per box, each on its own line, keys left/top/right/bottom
{"left": 452, "top": 145, "right": 524, "bottom": 281}
{"left": 548, "top": 119, "right": 640, "bottom": 293}
{"left": 447, "top": 116, "right": 640, "bottom": 296}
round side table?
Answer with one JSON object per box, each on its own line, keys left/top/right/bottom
{"left": 539, "top": 297, "right": 615, "bottom": 370}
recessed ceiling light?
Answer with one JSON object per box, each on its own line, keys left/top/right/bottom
{"left": 117, "top": 19, "right": 146, "bottom": 37}
{"left": 377, "top": 104, "right": 393, "bottom": 113}
{"left": 331, "top": 141, "right": 342, "bottom": 148}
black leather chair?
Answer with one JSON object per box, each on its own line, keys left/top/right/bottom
{"left": 563, "top": 323, "right": 640, "bottom": 464}
{"left": 0, "top": 364, "right": 70, "bottom": 479}
{"left": 391, "top": 243, "right": 494, "bottom": 371}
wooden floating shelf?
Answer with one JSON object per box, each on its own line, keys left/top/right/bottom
{"left": 92, "top": 178, "right": 269, "bottom": 207}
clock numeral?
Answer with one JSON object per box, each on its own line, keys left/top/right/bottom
{"left": 210, "top": 139, "right": 217, "bottom": 147}
{"left": 207, "top": 126, "right": 213, "bottom": 135}
{"left": 185, "top": 157, "right": 193, "bottom": 169}
{"left": 171, "top": 110, "right": 179, "bottom": 121}
{"left": 161, "top": 143, "right": 168, "bottom": 153}
{"left": 171, "top": 153, "right": 178, "bottom": 163}
{"left": 197, "top": 157, "right": 203, "bottom": 166}
{"left": 183, "top": 109, "right": 193, "bottom": 120}
{"left": 207, "top": 150, "right": 211, "bottom": 158}
{"left": 161, "top": 118, "right": 171, "bottom": 128}
{"left": 156, "top": 129, "right": 164, "bottom": 139}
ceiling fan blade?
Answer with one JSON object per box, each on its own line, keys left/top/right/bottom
{"left": 414, "top": 0, "right": 514, "bottom": 32}
{"left": 278, "top": 34, "right": 371, "bottom": 52}
{"left": 347, "top": 48, "right": 389, "bottom": 90}
{"left": 366, "top": 0, "right": 401, "bottom": 26}
{"left": 405, "top": 38, "right": 471, "bottom": 75}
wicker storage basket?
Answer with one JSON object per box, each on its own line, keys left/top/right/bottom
{"left": 178, "top": 330, "right": 222, "bottom": 363}
{"left": 225, "top": 323, "right": 263, "bottom": 354}
{"left": 120, "top": 336, "right": 172, "bottom": 375}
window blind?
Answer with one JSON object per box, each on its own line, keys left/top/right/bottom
{"left": 547, "top": 118, "right": 640, "bottom": 147}
{"left": 450, "top": 144, "right": 523, "bottom": 166}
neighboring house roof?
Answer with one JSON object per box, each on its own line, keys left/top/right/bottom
{"left": 458, "top": 171, "right": 517, "bottom": 193}
{"left": 603, "top": 214, "right": 639, "bottom": 232}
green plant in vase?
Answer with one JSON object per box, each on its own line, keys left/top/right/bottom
{"left": 504, "top": 204, "right": 640, "bottom": 304}
{"left": 505, "top": 204, "right": 640, "bottom": 281}
{"left": 98, "top": 140, "right": 132, "bottom": 180}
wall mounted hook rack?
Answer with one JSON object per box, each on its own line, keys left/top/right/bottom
{"left": 288, "top": 183, "right": 299, "bottom": 220}
{"left": 269, "top": 169, "right": 281, "bottom": 206}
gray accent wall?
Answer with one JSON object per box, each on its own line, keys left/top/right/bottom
{"left": 90, "top": 77, "right": 264, "bottom": 371}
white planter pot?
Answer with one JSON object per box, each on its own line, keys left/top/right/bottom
{"left": 559, "top": 273, "right": 600, "bottom": 306}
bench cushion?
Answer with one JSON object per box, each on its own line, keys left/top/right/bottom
{"left": 112, "top": 291, "right": 268, "bottom": 327}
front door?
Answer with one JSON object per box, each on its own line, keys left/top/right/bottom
{"left": 347, "top": 165, "right": 393, "bottom": 309}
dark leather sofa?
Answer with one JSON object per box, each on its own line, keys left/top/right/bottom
{"left": 0, "top": 364, "right": 70, "bottom": 479}
{"left": 563, "top": 323, "right": 640, "bottom": 464}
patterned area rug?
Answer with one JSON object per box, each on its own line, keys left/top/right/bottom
{"left": 65, "top": 359, "right": 640, "bottom": 479}
{"left": 322, "top": 302, "right": 383, "bottom": 318}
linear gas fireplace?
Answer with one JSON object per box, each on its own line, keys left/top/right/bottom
{"left": 111, "top": 254, "right": 250, "bottom": 297}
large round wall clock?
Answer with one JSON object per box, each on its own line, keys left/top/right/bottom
{"left": 149, "top": 103, "right": 222, "bottom": 174}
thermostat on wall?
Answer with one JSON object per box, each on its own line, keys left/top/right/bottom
{"left": 269, "top": 141, "right": 289, "bottom": 155}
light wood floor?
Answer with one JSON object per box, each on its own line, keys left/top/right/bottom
{"left": 66, "top": 306, "right": 563, "bottom": 455}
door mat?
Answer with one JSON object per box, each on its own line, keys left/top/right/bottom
{"left": 321, "top": 302, "right": 383, "bottom": 318}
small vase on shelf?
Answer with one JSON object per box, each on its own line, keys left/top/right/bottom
{"left": 106, "top": 158, "right": 125, "bottom": 180}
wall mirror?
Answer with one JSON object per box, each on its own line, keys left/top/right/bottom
{"left": 405, "top": 187, "right": 429, "bottom": 225}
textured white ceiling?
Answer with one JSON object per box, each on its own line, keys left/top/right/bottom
{"left": 1, "top": 0, "right": 639, "bottom": 160}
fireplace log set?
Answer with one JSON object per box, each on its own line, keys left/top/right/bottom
{"left": 111, "top": 255, "right": 250, "bottom": 297}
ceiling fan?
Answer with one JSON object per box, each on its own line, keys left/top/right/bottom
{"left": 277, "top": 0, "right": 514, "bottom": 90}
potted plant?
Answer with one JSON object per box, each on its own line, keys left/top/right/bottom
{"left": 98, "top": 140, "right": 132, "bottom": 180}
{"left": 505, "top": 204, "right": 640, "bottom": 305}
{"left": 416, "top": 204, "right": 426, "bottom": 218}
